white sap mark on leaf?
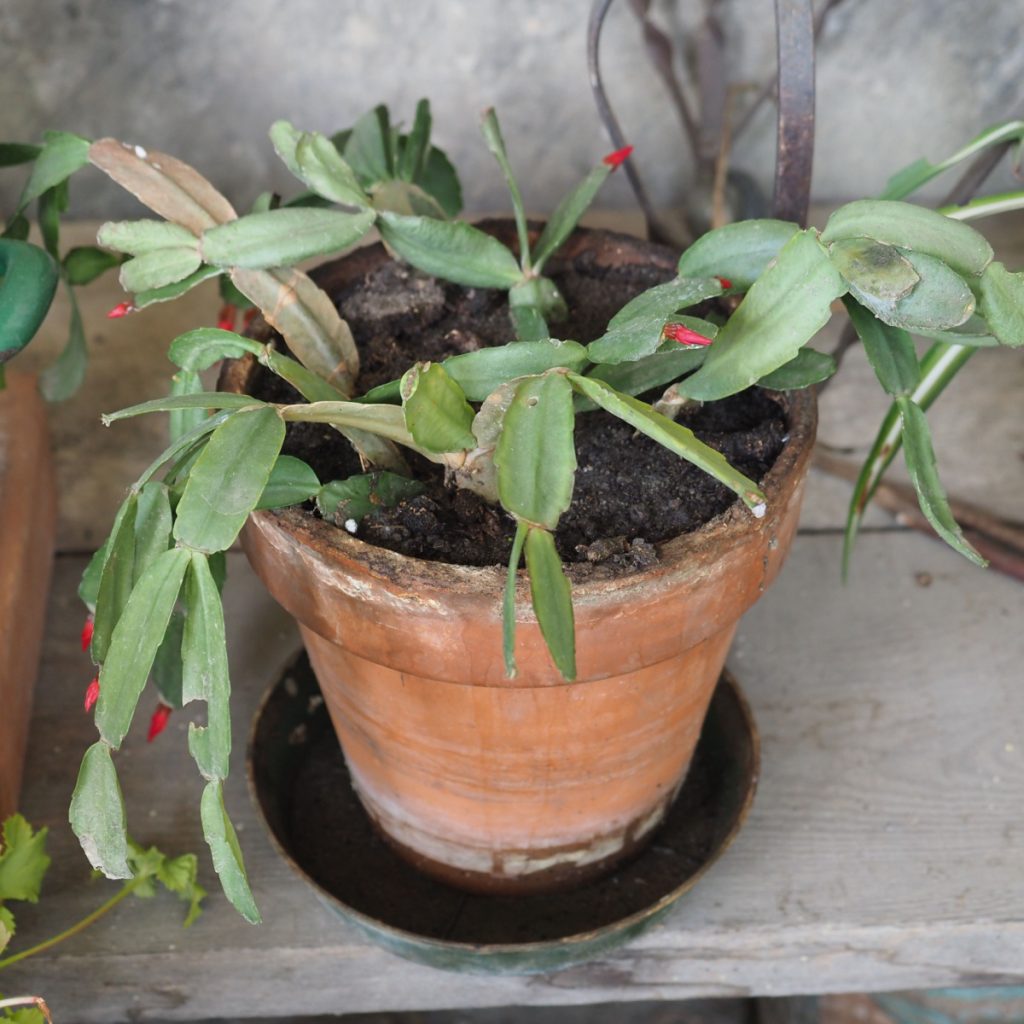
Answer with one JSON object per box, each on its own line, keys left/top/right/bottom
{"left": 133, "top": 144, "right": 148, "bottom": 160}
{"left": 751, "top": 502, "right": 767, "bottom": 519}
{"left": 344, "top": 518, "right": 358, "bottom": 534}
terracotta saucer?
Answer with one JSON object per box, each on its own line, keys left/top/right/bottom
{"left": 248, "top": 650, "right": 760, "bottom": 975}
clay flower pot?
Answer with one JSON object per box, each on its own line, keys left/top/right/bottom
{"left": 222, "top": 228, "right": 817, "bottom": 895}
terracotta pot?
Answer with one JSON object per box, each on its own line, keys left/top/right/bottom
{"left": 222, "top": 227, "right": 817, "bottom": 895}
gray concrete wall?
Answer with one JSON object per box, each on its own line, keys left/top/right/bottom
{"left": 1, "top": 0, "right": 1022, "bottom": 221}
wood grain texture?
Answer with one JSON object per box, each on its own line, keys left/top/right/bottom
{"left": 0, "top": 372, "right": 56, "bottom": 822}
{"left": 7, "top": 531, "right": 1022, "bottom": 1020}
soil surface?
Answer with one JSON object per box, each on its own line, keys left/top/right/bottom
{"left": 250, "top": 236, "right": 787, "bottom": 569}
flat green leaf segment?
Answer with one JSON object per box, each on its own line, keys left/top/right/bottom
{"left": 683, "top": 230, "right": 848, "bottom": 402}
{"left": 0, "top": 815, "right": 50, "bottom": 905}
{"left": 842, "top": 343, "right": 974, "bottom": 576}
{"left": 377, "top": 211, "right": 523, "bottom": 288}
{"left": 173, "top": 407, "right": 286, "bottom": 552}
{"left": 13, "top": 131, "right": 90, "bottom": 217}
{"left": 96, "top": 547, "right": 190, "bottom": 747}
{"left": 495, "top": 373, "right": 576, "bottom": 530}
{"left": 843, "top": 297, "right": 919, "bottom": 396}
{"left": 821, "top": 200, "right": 993, "bottom": 279}
{"left": 757, "top": 348, "right": 837, "bottom": 391}
{"left": 200, "top": 208, "right": 375, "bottom": 269}
{"left": 676, "top": 219, "right": 799, "bottom": 289}
{"left": 977, "top": 262, "right": 1024, "bottom": 346}
{"left": 587, "top": 277, "right": 722, "bottom": 364}
{"left": 270, "top": 121, "right": 368, "bottom": 208}
{"left": 316, "top": 471, "right": 425, "bottom": 524}
{"left": 183, "top": 553, "right": 231, "bottom": 781}
{"left": 569, "top": 374, "right": 766, "bottom": 513}
{"left": 0, "top": 240, "right": 58, "bottom": 364}
{"left": 69, "top": 742, "right": 131, "bottom": 879}
{"left": 502, "top": 521, "right": 529, "bottom": 679}
{"left": 200, "top": 782, "right": 260, "bottom": 924}
{"left": 880, "top": 120, "right": 1024, "bottom": 200}
{"left": 445, "top": 339, "right": 588, "bottom": 401}
{"left": 525, "top": 527, "right": 576, "bottom": 681}
{"left": 897, "top": 396, "right": 985, "bottom": 567}
{"left": 480, "top": 108, "right": 531, "bottom": 269}
{"left": 257, "top": 455, "right": 322, "bottom": 510}
{"left": 401, "top": 362, "right": 476, "bottom": 453}
{"left": 532, "top": 161, "right": 612, "bottom": 272}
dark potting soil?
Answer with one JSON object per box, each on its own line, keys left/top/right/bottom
{"left": 251, "top": 240, "right": 788, "bottom": 569}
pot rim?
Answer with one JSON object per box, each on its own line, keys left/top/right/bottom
{"left": 221, "top": 224, "right": 818, "bottom": 606}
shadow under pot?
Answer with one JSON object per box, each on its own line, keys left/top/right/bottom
{"left": 219, "top": 225, "right": 817, "bottom": 896}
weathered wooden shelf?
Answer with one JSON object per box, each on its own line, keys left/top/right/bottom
{"left": 5, "top": 217, "right": 1023, "bottom": 1021}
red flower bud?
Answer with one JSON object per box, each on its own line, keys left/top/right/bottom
{"left": 242, "top": 306, "right": 258, "bottom": 328}
{"left": 106, "top": 302, "right": 134, "bottom": 319}
{"left": 81, "top": 616, "right": 94, "bottom": 651}
{"left": 717, "top": 277, "right": 733, "bottom": 290}
{"left": 147, "top": 703, "right": 172, "bottom": 743}
{"left": 663, "top": 322, "right": 713, "bottom": 347}
{"left": 602, "top": 145, "right": 634, "bottom": 170}
{"left": 217, "top": 304, "right": 237, "bottom": 332}
{"left": 84, "top": 677, "right": 100, "bottom": 713}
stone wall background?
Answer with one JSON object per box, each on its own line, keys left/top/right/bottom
{"left": 1, "top": 0, "right": 1022, "bottom": 220}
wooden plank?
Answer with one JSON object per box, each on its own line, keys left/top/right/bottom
{"left": 0, "top": 372, "right": 56, "bottom": 821}
{"left": 7, "top": 529, "right": 1023, "bottom": 1020}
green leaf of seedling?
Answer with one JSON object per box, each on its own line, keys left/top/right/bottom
{"left": 0, "top": 904, "right": 15, "bottom": 951}
{"left": 38, "top": 181, "right": 68, "bottom": 260}
{"left": 400, "top": 362, "right": 476, "bottom": 453}
{"left": 91, "top": 491, "right": 138, "bottom": 665}
{"left": 676, "top": 219, "right": 800, "bottom": 290}
{"left": 173, "top": 406, "right": 286, "bottom": 552}
{"left": 757, "top": 347, "right": 837, "bottom": 390}
{"left": 133, "top": 481, "right": 174, "bottom": 583}
{"left": 13, "top": 130, "right": 90, "bottom": 217}
{"left": 896, "top": 396, "right": 986, "bottom": 566}
{"left": 168, "top": 328, "right": 262, "bottom": 371}
{"left": 315, "top": 471, "right": 425, "bottom": 525}
{"left": 977, "top": 262, "right": 1024, "bottom": 346}
{"left": 256, "top": 455, "right": 321, "bottom": 510}
{"left": 510, "top": 304, "right": 549, "bottom": 342}
{"left": 377, "top": 211, "right": 523, "bottom": 289}
{"left": 39, "top": 280, "right": 87, "bottom": 402}
{"left": 63, "top": 246, "right": 125, "bottom": 286}
{"left": 524, "top": 527, "right": 576, "bottom": 681}
{"left": 414, "top": 144, "right": 462, "bottom": 217}
{"left": 843, "top": 297, "right": 920, "bottom": 396}
{"left": 502, "top": 520, "right": 529, "bottom": 679}
{"left": 495, "top": 373, "right": 576, "bottom": 529}
{"left": 152, "top": 606, "right": 186, "bottom": 709}
{"left": 2, "top": 213, "right": 31, "bottom": 240}
{"left": 682, "top": 229, "right": 848, "bottom": 402}
{"left": 587, "top": 278, "right": 722, "bottom": 365}
{"left": 861, "top": 250, "right": 976, "bottom": 332}
{"left": 509, "top": 276, "right": 567, "bottom": 322}
{"left": 200, "top": 208, "right": 375, "bottom": 270}
{"left": 79, "top": 538, "right": 109, "bottom": 613}
{"left": 155, "top": 850, "right": 206, "bottom": 927}
{"left": 200, "top": 780, "right": 260, "bottom": 923}
{"left": 0, "top": 239, "right": 58, "bottom": 366}
{"left": 0, "top": 814, "right": 50, "bottom": 903}
{"left": 579, "top": 347, "right": 709, "bottom": 410}
{"left": 828, "top": 237, "right": 920, "bottom": 302}
{"left": 821, "top": 200, "right": 994, "bottom": 279}
{"left": 398, "top": 99, "right": 433, "bottom": 181}
{"left": 879, "top": 120, "right": 1024, "bottom": 201}
{"left": 120, "top": 247, "right": 204, "bottom": 295}
{"left": 343, "top": 105, "right": 395, "bottom": 186}
{"left": 480, "top": 108, "right": 531, "bottom": 268}
{"left": 0, "top": 142, "right": 41, "bottom": 167}
{"left": 532, "top": 161, "right": 613, "bottom": 273}
{"left": 443, "top": 339, "right": 588, "bottom": 401}
{"left": 95, "top": 547, "right": 190, "bottom": 748}
{"left": 913, "top": 318, "right": 1000, "bottom": 348}
{"left": 569, "top": 374, "right": 766, "bottom": 513}
{"left": 168, "top": 370, "right": 206, "bottom": 443}
{"left": 103, "top": 392, "right": 264, "bottom": 424}
{"left": 69, "top": 742, "right": 132, "bottom": 879}
{"left": 261, "top": 347, "right": 350, "bottom": 403}
{"left": 368, "top": 179, "right": 447, "bottom": 219}
{"left": 132, "top": 265, "right": 221, "bottom": 310}
{"left": 184, "top": 553, "right": 231, "bottom": 779}
{"left": 270, "top": 121, "right": 368, "bottom": 208}
{"left": 97, "top": 219, "right": 199, "bottom": 255}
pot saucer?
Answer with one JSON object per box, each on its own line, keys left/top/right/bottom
{"left": 247, "top": 651, "right": 760, "bottom": 975}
